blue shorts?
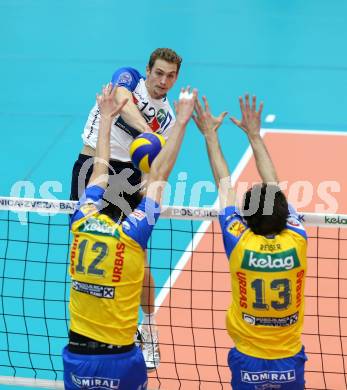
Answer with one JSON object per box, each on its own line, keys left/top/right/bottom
{"left": 228, "top": 347, "right": 307, "bottom": 390}
{"left": 62, "top": 345, "right": 147, "bottom": 390}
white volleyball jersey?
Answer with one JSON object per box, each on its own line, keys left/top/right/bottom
{"left": 82, "top": 67, "right": 176, "bottom": 161}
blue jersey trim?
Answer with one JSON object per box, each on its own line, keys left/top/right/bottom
{"left": 219, "top": 206, "right": 247, "bottom": 258}
{"left": 121, "top": 197, "right": 160, "bottom": 250}
{"left": 70, "top": 185, "right": 105, "bottom": 226}
{"left": 111, "top": 67, "right": 142, "bottom": 92}
{"left": 286, "top": 204, "right": 307, "bottom": 239}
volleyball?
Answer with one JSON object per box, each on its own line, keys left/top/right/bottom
{"left": 129, "top": 133, "right": 166, "bottom": 173}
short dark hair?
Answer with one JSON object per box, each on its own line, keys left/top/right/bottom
{"left": 242, "top": 183, "right": 288, "bottom": 236}
{"left": 148, "top": 48, "right": 182, "bottom": 73}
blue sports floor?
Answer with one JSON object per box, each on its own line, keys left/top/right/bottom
{"left": 1, "top": 1, "right": 347, "bottom": 389}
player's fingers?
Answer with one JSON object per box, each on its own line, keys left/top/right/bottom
{"left": 194, "top": 98, "right": 204, "bottom": 116}
{"left": 219, "top": 111, "right": 228, "bottom": 122}
{"left": 230, "top": 116, "right": 241, "bottom": 127}
{"left": 239, "top": 96, "right": 246, "bottom": 113}
{"left": 192, "top": 88, "right": 198, "bottom": 101}
{"left": 179, "top": 86, "right": 195, "bottom": 101}
{"left": 258, "top": 101, "right": 264, "bottom": 117}
{"left": 192, "top": 114, "right": 198, "bottom": 125}
{"left": 202, "top": 96, "right": 210, "bottom": 113}
{"left": 103, "top": 86, "right": 109, "bottom": 97}
{"left": 245, "top": 94, "right": 250, "bottom": 111}
{"left": 104, "top": 83, "right": 111, "bottom": 97}
{"left": 251, "top": 95, "right": 256, "bottom": 111}
{"left": 110, "top": 83, "right": 117, "bottom": 97}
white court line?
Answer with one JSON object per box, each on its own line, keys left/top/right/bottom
{"left": 0, "top": 376, "right": 64, "bottom": 388}
{"left": 264, "top": 114, "right": 276, "bottom": 123}
{"left": 155, "top": 127, "right": 347, "bottom": 311}
{"left": 262, "top": 127, "right": 347, "bottom": 136}
{"left": 155, "top": 145, "right": 254, "bottom": 310}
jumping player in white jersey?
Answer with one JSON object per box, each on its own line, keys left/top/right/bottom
{"left": 70, "top": 48, "right": 182, "bottom": 370}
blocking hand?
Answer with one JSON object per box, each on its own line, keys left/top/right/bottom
{"left": 230, "top": 94, "right": 263, "bottom": 137}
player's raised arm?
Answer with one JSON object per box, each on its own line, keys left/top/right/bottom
{"left": 230, "top": 94, "right": 278, "bottom": 184}
{"left": 114, "top": 86, "right": 151, "bottom": 133}
{"left": 87, "top": 84, "right": 128, "bottom": 189}
{"left": 145, "top": 87, "right": 196, "bottom": 204}
{"left": 193, "top": 96, "right": 233, "bottom": 209}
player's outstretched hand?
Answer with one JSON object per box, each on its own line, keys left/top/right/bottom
{"left": 230, "top": 94, "right": 263, "bottom": 137}
{"left": 193, "top": 95, "right": 227, "bottom": 136}
{"left": 174, "top": 87, "right": 197, "bottom": 125}
{"left": 96, "top": 83, "right": 128, "bottom": 119}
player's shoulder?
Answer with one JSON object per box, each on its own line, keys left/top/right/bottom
{"left": 70, "top": 185, "right": 104, "bottom": 227}
{"left": 111, "top": 67, "right": 144, "bottom": 89}
{"left": 120, "top": 197, "right": 160, "bottom": 249}
{"left": 218, "top": 206, "right": 249, "bottom": 258}
{"left": 219, "top": 205, "right": 244, "bottom": 229}
{"left": 285, "top": 204, "right": 307, "bottom": 239}
{"left": 118, "top": 66, "right": 143, "bottom": 79}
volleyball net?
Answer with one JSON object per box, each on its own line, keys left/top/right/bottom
{"left": 0, "top": 197, "right": 346, "bottom": 390}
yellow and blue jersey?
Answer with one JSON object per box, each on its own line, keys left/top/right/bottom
{"left": 69, "top": 185, "right": 160, "bottom": 346}
{"left": 219, "top": 204, "right": 307, "bottom": 359}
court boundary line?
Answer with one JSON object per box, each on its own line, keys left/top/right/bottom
{"left": 262, "top": 127, "right": 347, "bottom": 136}
{"left": 0, "top": 376, "right": 158, "bottom": 390}
{"left": 154, "top": 144, "right": 254, "bottom": 310}
{"left": 0, "top": 376, "right": 64, "bottom": 388}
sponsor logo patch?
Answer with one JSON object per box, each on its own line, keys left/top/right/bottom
{"left": 157, "top": 108, "right": 167, "bottom": 124}
{"left": 287, "top": 217, "right": 302, "bottom": 228}
{"left": 131, "top": 209, "right": 146, "bottom": 221}
{"left": 242, "top": 312, "right": 299, "bottom": 327}
{"left": 78, "top": 218, "right": 120, "bottom": 238}
{"left": 241, "top": 370, "right": 296, "bottom": 384}
{"left": 241, "top": 249, "right": 300, "bottom": 272}
{"left": 71, "top": 374, "right": 120, "bottom": 389}
{"left": 117, "top": 72, "right": 132, "bottom": 86}
{"left": 325, "top": 216, "right": 347, "bottom": 225}
{"left": 72, "top": 280, "right": 115, "bottom": 299}
{"left": 227, "top": 220, "right": 246, "bottom": 237}
{"left": 172, "top": 207, "right": 218, "bottom": 218}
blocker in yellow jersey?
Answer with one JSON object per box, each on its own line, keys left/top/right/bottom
{"left": 220, "top": 205, "right": 308, "bottom": 390}
{"left": 68, "top": 185, "right": 160, "bottom": 347}
{"left": 193, "top": 93, "right": 308, "bottom": 389}
{"left": 63, "top": 185, "right": 160, "bottom": 390}
{"left": 220, "top": 204, "right": 307, "bottom": 359}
